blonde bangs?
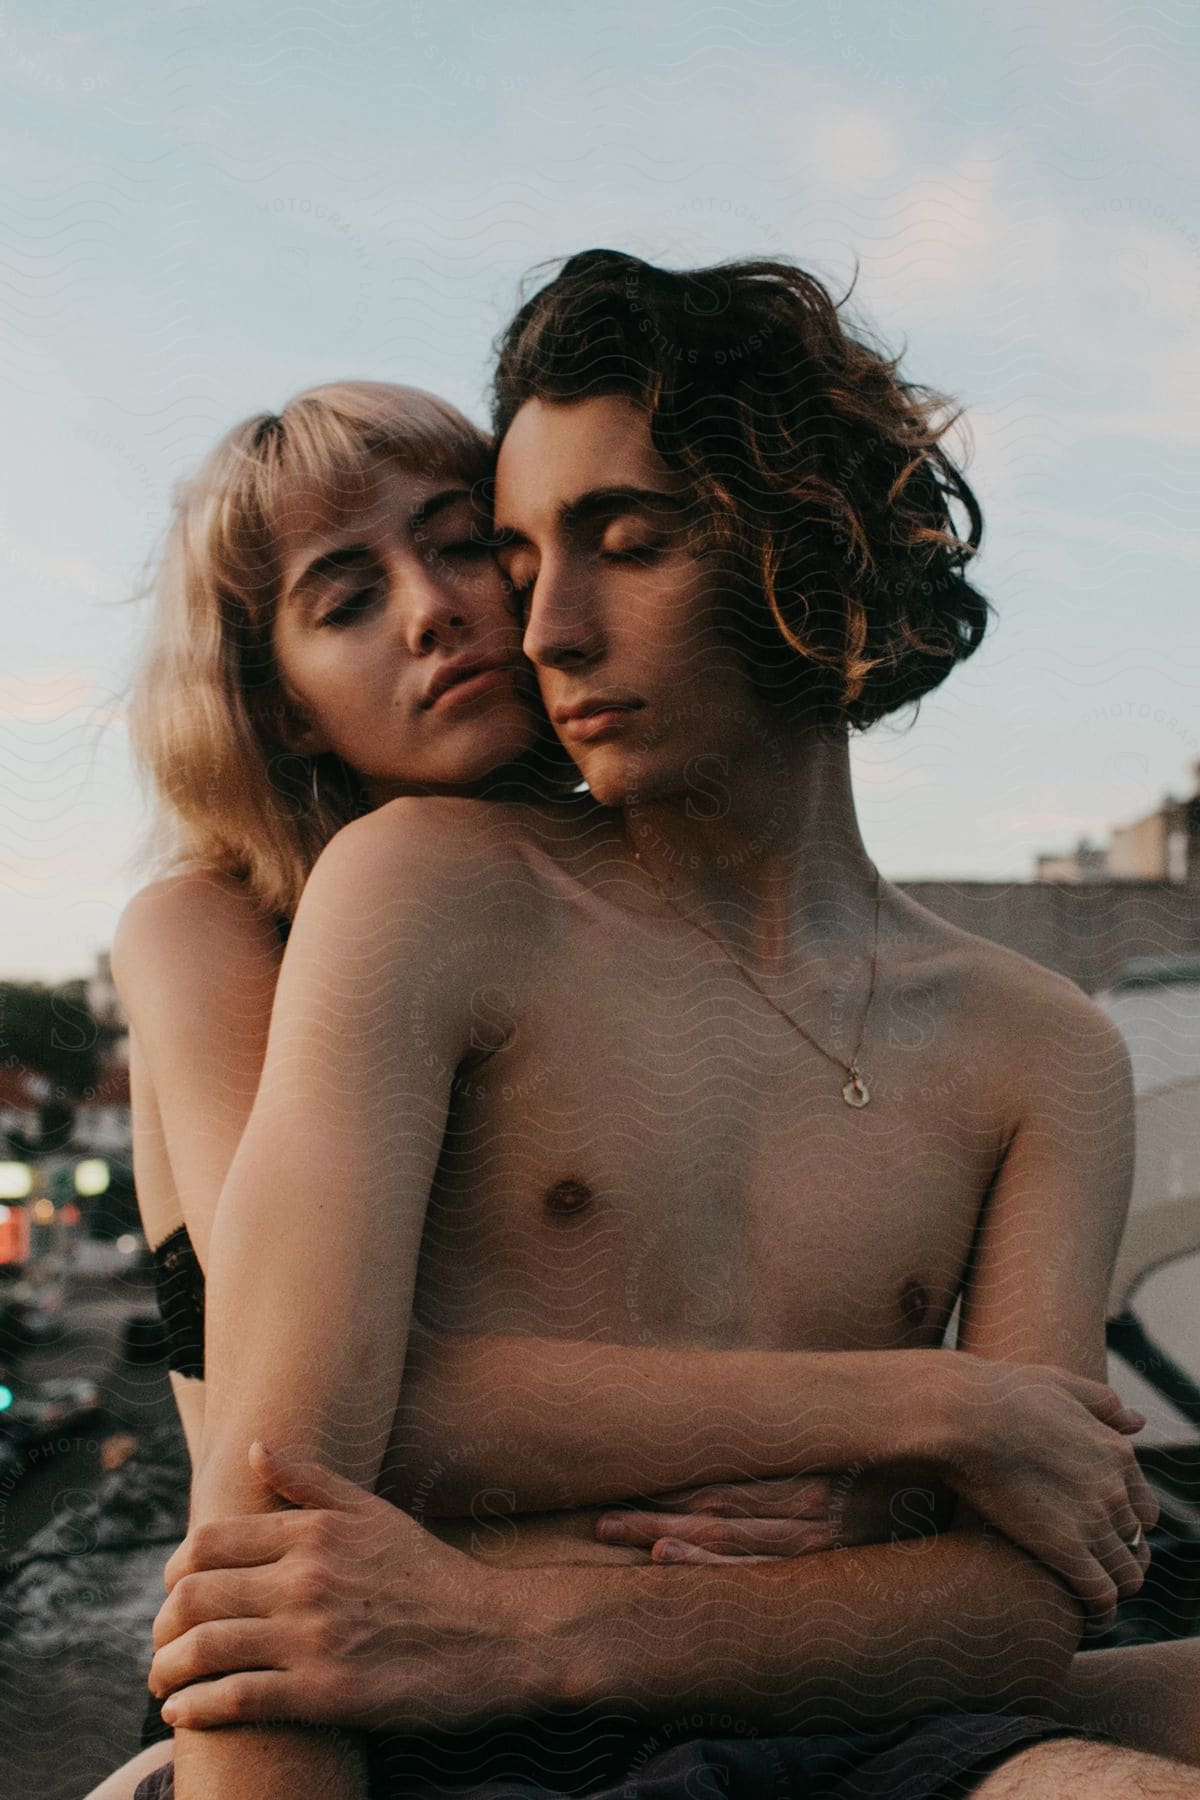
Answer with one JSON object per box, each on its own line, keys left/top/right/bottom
{"left": 129, "top": 381, "right": 493, "bottom": 921}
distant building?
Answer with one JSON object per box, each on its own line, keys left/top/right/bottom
{"left": 0, "top": 1065, "right": 43, "bottom": 1151}
{"left": 74, "top": 952, "right": 132, "bottom": 1156}
{"left": 71, "top": 1063, "right": 132, "bottom": 1159}
{"left": 1036, "top": 762, "right": 1200, "bottom": 887}
{"left": 87, "top": 950, "right": 130, "bottom": 1068}
{"left": 901, "top": 878, "right": 1200, "bottom": 995}
{"left": 1108, "top": 792, "right": 1195, "bottom": 883}
{"left": 1034, "top": 839, "right": 1109, "bottom": 883}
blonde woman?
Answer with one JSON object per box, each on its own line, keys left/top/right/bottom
{"left": 92, "top": 379, "right": 554, "bottom": 1794}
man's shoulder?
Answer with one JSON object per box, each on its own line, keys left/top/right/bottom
{"left": 315, "top": 797, "right": 543, "bottom": 889}
{"left": 319, "top": 794, "right": 601, "bottom": 897}
{"left": 901, "top": 895, "right": 1129, "bottom": 1102}
{"left": 302, "top": 798, "right": 574, "bottom": 989}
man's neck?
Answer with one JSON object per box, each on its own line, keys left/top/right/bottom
{"left": 621, "top": 720, "right": 880, "bottom": 973}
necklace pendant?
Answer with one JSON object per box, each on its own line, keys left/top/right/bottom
{"left": 842, "top": 1072, "right": 870, "bottom": 1108}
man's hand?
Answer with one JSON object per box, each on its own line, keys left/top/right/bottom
{"left": 594, "top": 1469, "right": 938, "bottom": 1564}
{"left": 151, "top": 1443, "right": 545, "bottom": 1734}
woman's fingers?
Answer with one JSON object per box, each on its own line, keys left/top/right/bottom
{"left": 163, "top": 1512, "right": 300, "bottom": 1591}
{"left": 650, "top": 1539, "right": 781, "bottom": 1566}
{"left": 601, "top": 1512, "right": 837, "bottom": 1556}
{"left": 597, "top": 1487, "right": 831, "bottom": 1544}
{"left": 151, "top": 1617, "right": 278, "bottom": 1701}
{"left": 161, "top": 1671, "right": 286, "bottom": 1730}
{"left": 153, "top": 1565, "right": 277, "bottom": 1650}
{"left": 648, "top": 1478, "right": 832, "bottom": 1518}
{"left": 250, "top": 1441, "right": 375, "bottom": 1512}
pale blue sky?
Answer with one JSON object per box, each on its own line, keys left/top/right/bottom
{"left": 3, "top": 0, "right": 1197, "bottom": 979}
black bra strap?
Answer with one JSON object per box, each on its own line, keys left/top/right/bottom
{"left": 149, "top": 1224, "right": 205, "bottom": 1381}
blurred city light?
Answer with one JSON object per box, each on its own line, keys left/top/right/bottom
{"left": 0, "top": 1165, "right": 33, "bottom": 1201}
{"left": 74, "top": 1160, "right": 110, "bottom": 1197}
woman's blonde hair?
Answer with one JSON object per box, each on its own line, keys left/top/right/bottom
{"left": 129, "top": 381, "right": 492, "bottom": 921}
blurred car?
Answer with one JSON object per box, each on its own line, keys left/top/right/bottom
{"left": 0, "top": 1374, "right": 103, "bottom": 1456}
{"left": 0, "top": 1434, "right": 22, "bottom": 1489}
{"left": 0, "top": 1272, "right": 66, "bottom": 1354}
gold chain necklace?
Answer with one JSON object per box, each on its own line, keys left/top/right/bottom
{"left": 627, "top": 830, "right": 883, "bottom": 1108}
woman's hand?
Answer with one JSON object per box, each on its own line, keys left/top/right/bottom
{"left": 594, "top": 1468, "right": 940, "bottom": 1564}
{"left": 934, "top": 1355, "right": 1156, "bottom": 1621}
{"left": 150, "top": 1443, "right": 543, "bottom": 1734}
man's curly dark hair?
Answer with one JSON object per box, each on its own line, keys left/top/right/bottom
{"left": 492, "top": 248, "right": 990, "bottom": 729}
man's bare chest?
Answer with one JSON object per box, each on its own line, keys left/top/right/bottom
{"left": 415, "top": 918, "right": 1002, "bottom": 1354}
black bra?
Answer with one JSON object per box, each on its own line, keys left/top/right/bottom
{"left": 150, "top": 1223, "right": 206, "bottom": 1380}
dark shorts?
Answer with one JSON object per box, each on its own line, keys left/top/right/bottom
{"left": 132, "top": 1708, "right": 1100, "bottom": 1799}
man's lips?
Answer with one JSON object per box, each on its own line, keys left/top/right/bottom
{"left": 551, "top": 695, "right": 645, "bottom": 744}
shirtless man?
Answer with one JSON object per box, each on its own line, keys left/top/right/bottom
{"left": 148, "top": 251, "right": 1199, "bottom": 1799}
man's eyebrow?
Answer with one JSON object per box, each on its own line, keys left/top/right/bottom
{"left": 560, "top": 485, "right": 691, "bottom": 529}
{"left": 494, "top": 486, "right": 691, "bottom": 551}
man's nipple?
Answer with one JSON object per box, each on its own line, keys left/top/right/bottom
{"left": 544, "top": 1177, "right": 594, "bottom": 1218}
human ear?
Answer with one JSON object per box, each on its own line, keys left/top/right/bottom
{"left": 275, "top": 687, "right": 330, "bottom": 755}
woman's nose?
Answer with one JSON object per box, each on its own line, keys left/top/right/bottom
{"left": 401, "top": 569, "right": 467, "bottom": 656}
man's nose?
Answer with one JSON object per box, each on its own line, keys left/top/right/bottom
{"left": 521, "top": 562, "right": 603, "bottom": 673}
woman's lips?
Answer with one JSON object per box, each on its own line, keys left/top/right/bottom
{"left": 429, "top": 667, "right": 519, "bottom": 714}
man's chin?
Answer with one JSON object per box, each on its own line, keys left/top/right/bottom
{"left": 565, "top": 745, "right": 670, "bottom": 812}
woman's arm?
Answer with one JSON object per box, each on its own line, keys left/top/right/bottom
{"left": 175, "top": 801, "right": 537, "bottom": 1800}
{"left": 111, "top": 873, "right": 283, "bottom": 1268}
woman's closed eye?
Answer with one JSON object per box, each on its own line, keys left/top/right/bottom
{"left": 439, "top": 534, "right": 494, "bottom": 563}
{"left": 318, "top": 585, "right": 381, "bottom": 628}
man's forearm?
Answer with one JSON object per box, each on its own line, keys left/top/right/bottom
{"left": 512, "top": 1528, "right": 1083, "bottom": 1734}
{"left": 396, "top": 1335, "right": 957, "bottom": 1514}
